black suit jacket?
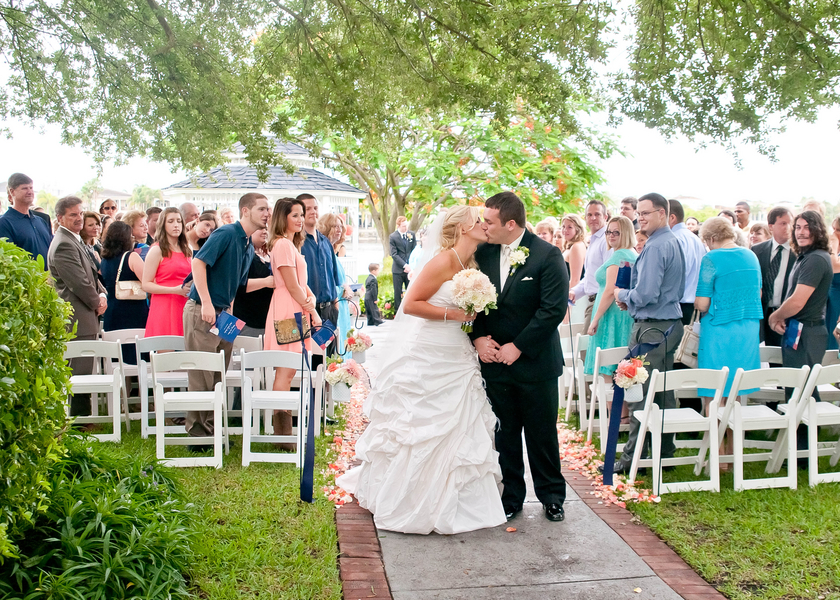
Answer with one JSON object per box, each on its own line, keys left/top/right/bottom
{"left": 470, "top": 230, "right": 569, "bottom": 383}
{"left": 364, "top": 273, "right": 379, "bottom": 303}
{"left": 389, "top": 230, "right": 416, "bottom": 273}
{"left": 752, "top": 239, "right": 795, "bottom": 313}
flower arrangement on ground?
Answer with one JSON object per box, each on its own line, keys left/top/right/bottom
{"left": 451, "top": 268, "right": 497, "bottom": 332}
{"left": 613, "top": 356, "right": 649, "bottom": 389}
{"left": 345, "top": 329, "right": 372, "bottom": 353}
{"left": 325, "top": 357, "right": 366, "bottom": 387}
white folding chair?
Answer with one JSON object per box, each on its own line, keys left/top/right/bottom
{"left": 225, "top": 335, "right": 263, "bottom": 435}
{"left": 769, "top": 364, "right": 840, "bottom": 486}
{"left": 137, "top": 335, "right": 187, "bottom": 438}
{"left": 152, "top": 350, "right": 228, "bottom": 469}
{"left": 628, "top": 368, "right": 728, "bottom": 495}
{"left": 241, "top": 350, "right": 311, "bottom": 467}
{"left": 586, "top": 346, "right": 630, "bottom": 451}
{"left": 559, "top": 323, "right": 584, "bottom": 421}
{"left": 704, "top": 367, "right": 809, "bottom": 491}
{"left": 101, "top": 328, "right": 145, "bottom": 428}
{"left": 573, "top": 334, "right": 592, "bottom": 431}
{"left": 64, "top": 340, "right": 124, "bottom": 442}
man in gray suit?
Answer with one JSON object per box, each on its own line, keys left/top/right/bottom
{"left": 48, "top": 195, "right": 107, "bottom": 416}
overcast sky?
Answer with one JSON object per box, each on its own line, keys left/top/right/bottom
{"left": 1, "top": 105, "right": 838, "bottom": 210}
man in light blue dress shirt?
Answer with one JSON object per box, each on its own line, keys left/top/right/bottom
{"left": 611, "top": 193, "right": 686, "bottom": 474}
{"left": 569, "top": 200, "right": 611, "bottom": 331}
{"left": 669, "top": 199, "right": 707, "bottom": 325}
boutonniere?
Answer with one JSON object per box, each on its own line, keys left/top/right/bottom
{"left": 509, "top": 247, "right": 529, "bottom": 274}
{"left": 406, "top": 233, "right": 413, "bottom": 242}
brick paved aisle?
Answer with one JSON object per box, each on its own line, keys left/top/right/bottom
{"left": 336, "top": 322, "right": 726, "bottom": 600}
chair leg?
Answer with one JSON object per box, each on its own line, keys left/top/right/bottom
{"left": 586, "top": 388, "right": 597, "bottom": 442}
{"left": 809, "top": 400, "right": 819, "bottom": 487}
{"left": 213, "top": 398, "right": 223, "bottom": 469}
{"left": 242, "top": 395, "right": 251, "bottom": 467}
{"left": 733, "top": 423, "right": 744, "bottom": 491}
{"left": 695, "top": 430, "right": 710, "bottom": 477}
{"left": 766, "top": 429, "right": 788, "bottom": 474}
{"left": 786, "top": 421, "right": 798, "bottom": 490}
{"left": 155, "top": 402, "right": 165, "bottom": 460}
{"left": 830, "top": 433, "right": 840, "bottom": 467}
{"left": 650, "top": 421, "right": 662, "bottom": 496}
{"left": 708, "top": 412, "right": 720, "bottom": 493}
{"left": 628, "top": 413, "right": 648, "bottom": 484}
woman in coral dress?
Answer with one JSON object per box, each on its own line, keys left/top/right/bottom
{"left": 142, "top": 207, "right": 192, "bottom": 336}
{"left": 264, "top": 197, "right": 321, "bottom": 446}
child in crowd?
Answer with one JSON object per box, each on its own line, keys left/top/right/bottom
{"left": 365, "top": 263, "right": 385, "bottom": 326}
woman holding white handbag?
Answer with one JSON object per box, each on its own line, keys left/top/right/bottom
{"left": 100, "top": 221, "right": 148, "bottom": 343}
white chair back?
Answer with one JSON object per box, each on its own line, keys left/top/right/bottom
{"left": 587, "top": 346, "right": 630, "bottom": 448}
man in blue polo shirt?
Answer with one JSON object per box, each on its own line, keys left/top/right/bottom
{"left": 0, "top": 173, "right": 53, "bottom": 268}
{"left": 183, "top": 192, "right": 270, "bottom": 445}
{"left": 298, "top": 193, "right": 340, "bottom": 349}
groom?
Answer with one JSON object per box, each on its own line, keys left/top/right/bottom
{"left": 471, "top": 192, "right": 569, "bottom": 523}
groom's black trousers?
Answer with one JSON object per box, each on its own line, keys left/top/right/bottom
{"left": 485, "top": 377, "right": 566, "bottom": 508}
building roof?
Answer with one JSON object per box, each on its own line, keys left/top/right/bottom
{"left": 164, "top": 166, "right": 362, "bottom": 195}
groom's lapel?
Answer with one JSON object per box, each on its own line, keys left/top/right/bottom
{"left": 499, "top": 230, "right": 535, "bottom": 303}
{"left": 483, "top": 243, "right": 503, "bottom": 295}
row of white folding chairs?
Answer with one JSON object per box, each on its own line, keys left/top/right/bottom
{"left": 64, "top": 340, "right": 126, "bottom": 442}
{"left": 626, "top": 364, "right": 840, "bottom": 495}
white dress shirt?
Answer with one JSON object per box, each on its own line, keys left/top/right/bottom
{"left": 499, "top": 229, "right": 526, "bottom": 290}
{"left": 672, "top": 222, "right": 706, "bottom": 303}
{"left": 570, "top": 226, "right": 611, "bottom": 298}
{"left": 770, "top": 239, "right": 791, "bottom": 308}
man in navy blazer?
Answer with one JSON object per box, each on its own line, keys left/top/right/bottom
{"left": 389, "top": 216, "right": 416, "bottom": 311}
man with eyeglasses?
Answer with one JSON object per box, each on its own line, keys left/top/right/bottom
{"left": 734, "top": 201, "right": 753, "bottom": 233}
{"left": 569, "top": 200, "right": 611, "bottom": 331}
{"left": 610, "top": 192, "right": 685, "bottom": 475}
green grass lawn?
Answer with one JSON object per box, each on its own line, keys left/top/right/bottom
{"left": 575, "top": 401, "right": 840, "bottom": 600}
{"left": 114, "top": 419, "right": 342, "bottom": 600}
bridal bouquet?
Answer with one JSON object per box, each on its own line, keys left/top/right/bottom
{"left": 344, "top": 329, "right": 372, "bottom": 353}
{"left": 325, "top": 358, "right": 366, "bottom": 387}
{"left": 451, "top": 268, "right": 498, "bottom": 333}
{"left": 613, "top": 356, "right": 649, "bottom": 389}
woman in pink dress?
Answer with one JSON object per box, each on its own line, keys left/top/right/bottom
{"left": 264, "top": 198, "right": 321, "bottom": 447}
{"left": 142, "top": 207, "right": 192, "bottom": 336}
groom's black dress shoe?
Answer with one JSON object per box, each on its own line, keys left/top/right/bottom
{"left": 503, "top": 505, "right": 522, "bottom": 521}
{"left": 544, "top": 503, "right": 565, "bottom": 522}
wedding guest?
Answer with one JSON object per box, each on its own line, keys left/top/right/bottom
{"left": 232, "top": 227, "right": 274, "bottom": 338}
{"left": 100, "top": 215, "right": 113, "bottom": 240}
{"left": 115, "top": 211, "right": 124, "bottom": 221}
{"left": 183, "top": 193, "right": 269, "bottom": 446}
{"left": 769, "top": 210, "right": 833, "bottom": 462}
{"left": 389, "top": 215, "right": 416, "bottom": 311}
{"left": 752, "top": 207, "right": 794, "bottom": 347}
{"left": 365, "top": 263, "right": 384, "bottom": 325}
{"left": 318, "top": 212, "right": 353, "bottom": 343}
{"left": 560, "top": 214, "right": 586, "bottom": 289}
{"left": 145, "top": 207, "right": 162, "bottom": 244}
{"left": 535, "top": 219, "right": 555, "bottom": 243}
{"left": 749, "top": 223, "right": 771, "bottom": 247}
{"left": 299, "top": 194, "right": 340, "bottom": 334}
{"left": 695, "top": 217, "right": 762, "bottom": 406}
{"left": 635, "top": 230, "right": 648, "bottom": 253}
{"left": 611, "top": 193, "right": 685, "bottom": 475}
{"left": 670, "top": 199, "right": 707, "bottom": 325}
{"left": 0, "top": 173, "right": 53, "bottom": 268}
{"left": 334, "top": 216, "right": 348, "bottom": 257}
{"left": 718, "top": 210, "right": 737, "bottom": 226}
{"left": 142, "top": 207, "right": 192, "bottom": 337}
{"left": 122, "top": 210, "right": 150, "bottom": 258}
{"left": 80, "top": 211, "right": 102, "bottom": 270}
{"left": 219, "top": 206, "right": 236, "bottom": 225}
{"left": 48, "top": 195, "right": 107, "bottom": 416}
{"left": 570, "top": 201, "right": 610, "bottom": 330}
{"left": 265, "top": 197, "right": 320, "bottom": 449}
{"left": 620, "top": 197, "right": 639, "bottom": 230}
{"left": 685, "top": 216, "right": 700, "bottom": 234}
{"left": 185, "top": 211, "right": 217, "bottom": 251}
{"left": 584, "top": 216, "right": 637, "bottom": 387}
{"left": 552, "top": 227, "right": 564, "bottom": 249}
{"left": 734, "top": 201, "right": 752, "bottom": 232}
{"left": 99, "top": 199, "right": 118, "bottom": 217}
{"left": 826, "top": 215, "right": 840, "bottom": 350}
{"left": 100, "top": 221, "right": 148, "bottom": 335}
{"left": 180, "top": 201, "right": 200, "bottom": 225}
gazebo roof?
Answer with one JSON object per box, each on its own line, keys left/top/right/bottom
{"left": 229, "top": 140, "right": 310, "bottom": 156}
{"left": 164, "top": 165, "right": 362, "bottom": 195}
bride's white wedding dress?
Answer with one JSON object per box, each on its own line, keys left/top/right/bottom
{"left": 337, "top": 279, "right": 506, "bottom": 535}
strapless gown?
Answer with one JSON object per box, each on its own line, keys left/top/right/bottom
{"left": 337, "top": 280, "right": 506, "bottom": 535}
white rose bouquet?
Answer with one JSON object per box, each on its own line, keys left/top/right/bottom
{"left": 451, "top": 268, "right": 498, "bottom": 332}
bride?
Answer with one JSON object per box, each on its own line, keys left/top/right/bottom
{"left": 337, "top": 206, "right": 506, "bottom": 535}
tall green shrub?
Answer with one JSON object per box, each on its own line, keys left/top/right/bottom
{"left": 0, "top": 241, "right": 72, "bottom": 558}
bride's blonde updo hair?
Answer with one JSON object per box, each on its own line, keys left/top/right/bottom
{"left": 437, "top": 205, "right": 480, "bottom": 268}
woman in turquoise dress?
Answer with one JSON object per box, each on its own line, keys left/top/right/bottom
{"left": 584, "top": 216, "right": 637, "bottom": 381}
{"left": 694, "top": 217, "right": 762, "bottom": 400}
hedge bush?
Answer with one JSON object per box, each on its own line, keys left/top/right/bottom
{"left": 0, "top": 435, "right": 194, "bottom": 598}
{"left": 0, "top": 241, "right": 73, "bottom": 559}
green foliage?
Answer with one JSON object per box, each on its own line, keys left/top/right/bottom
{"left": 376, "top": 269, "right": 396, "bottom": 320}
{"left": 128, "top": 184, "right": 162, "bottom": 210}
{"left": 78, "top": 177, "right": 103, "bottom": 208}
{"left": 35, "top": 191, "right": 58, "bottom": 217}
{"left": 0, "top": 435, "right": 194, "bottom": 599}
{"left": 0, "top": 241, "right": 73, "bottom": 559}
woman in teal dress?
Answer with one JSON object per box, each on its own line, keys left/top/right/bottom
{"left": 584, "top": 216, "right": 638, "bottom": 381}
{"left": 694, "top": 217, "right": 762, "bottom": 400}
